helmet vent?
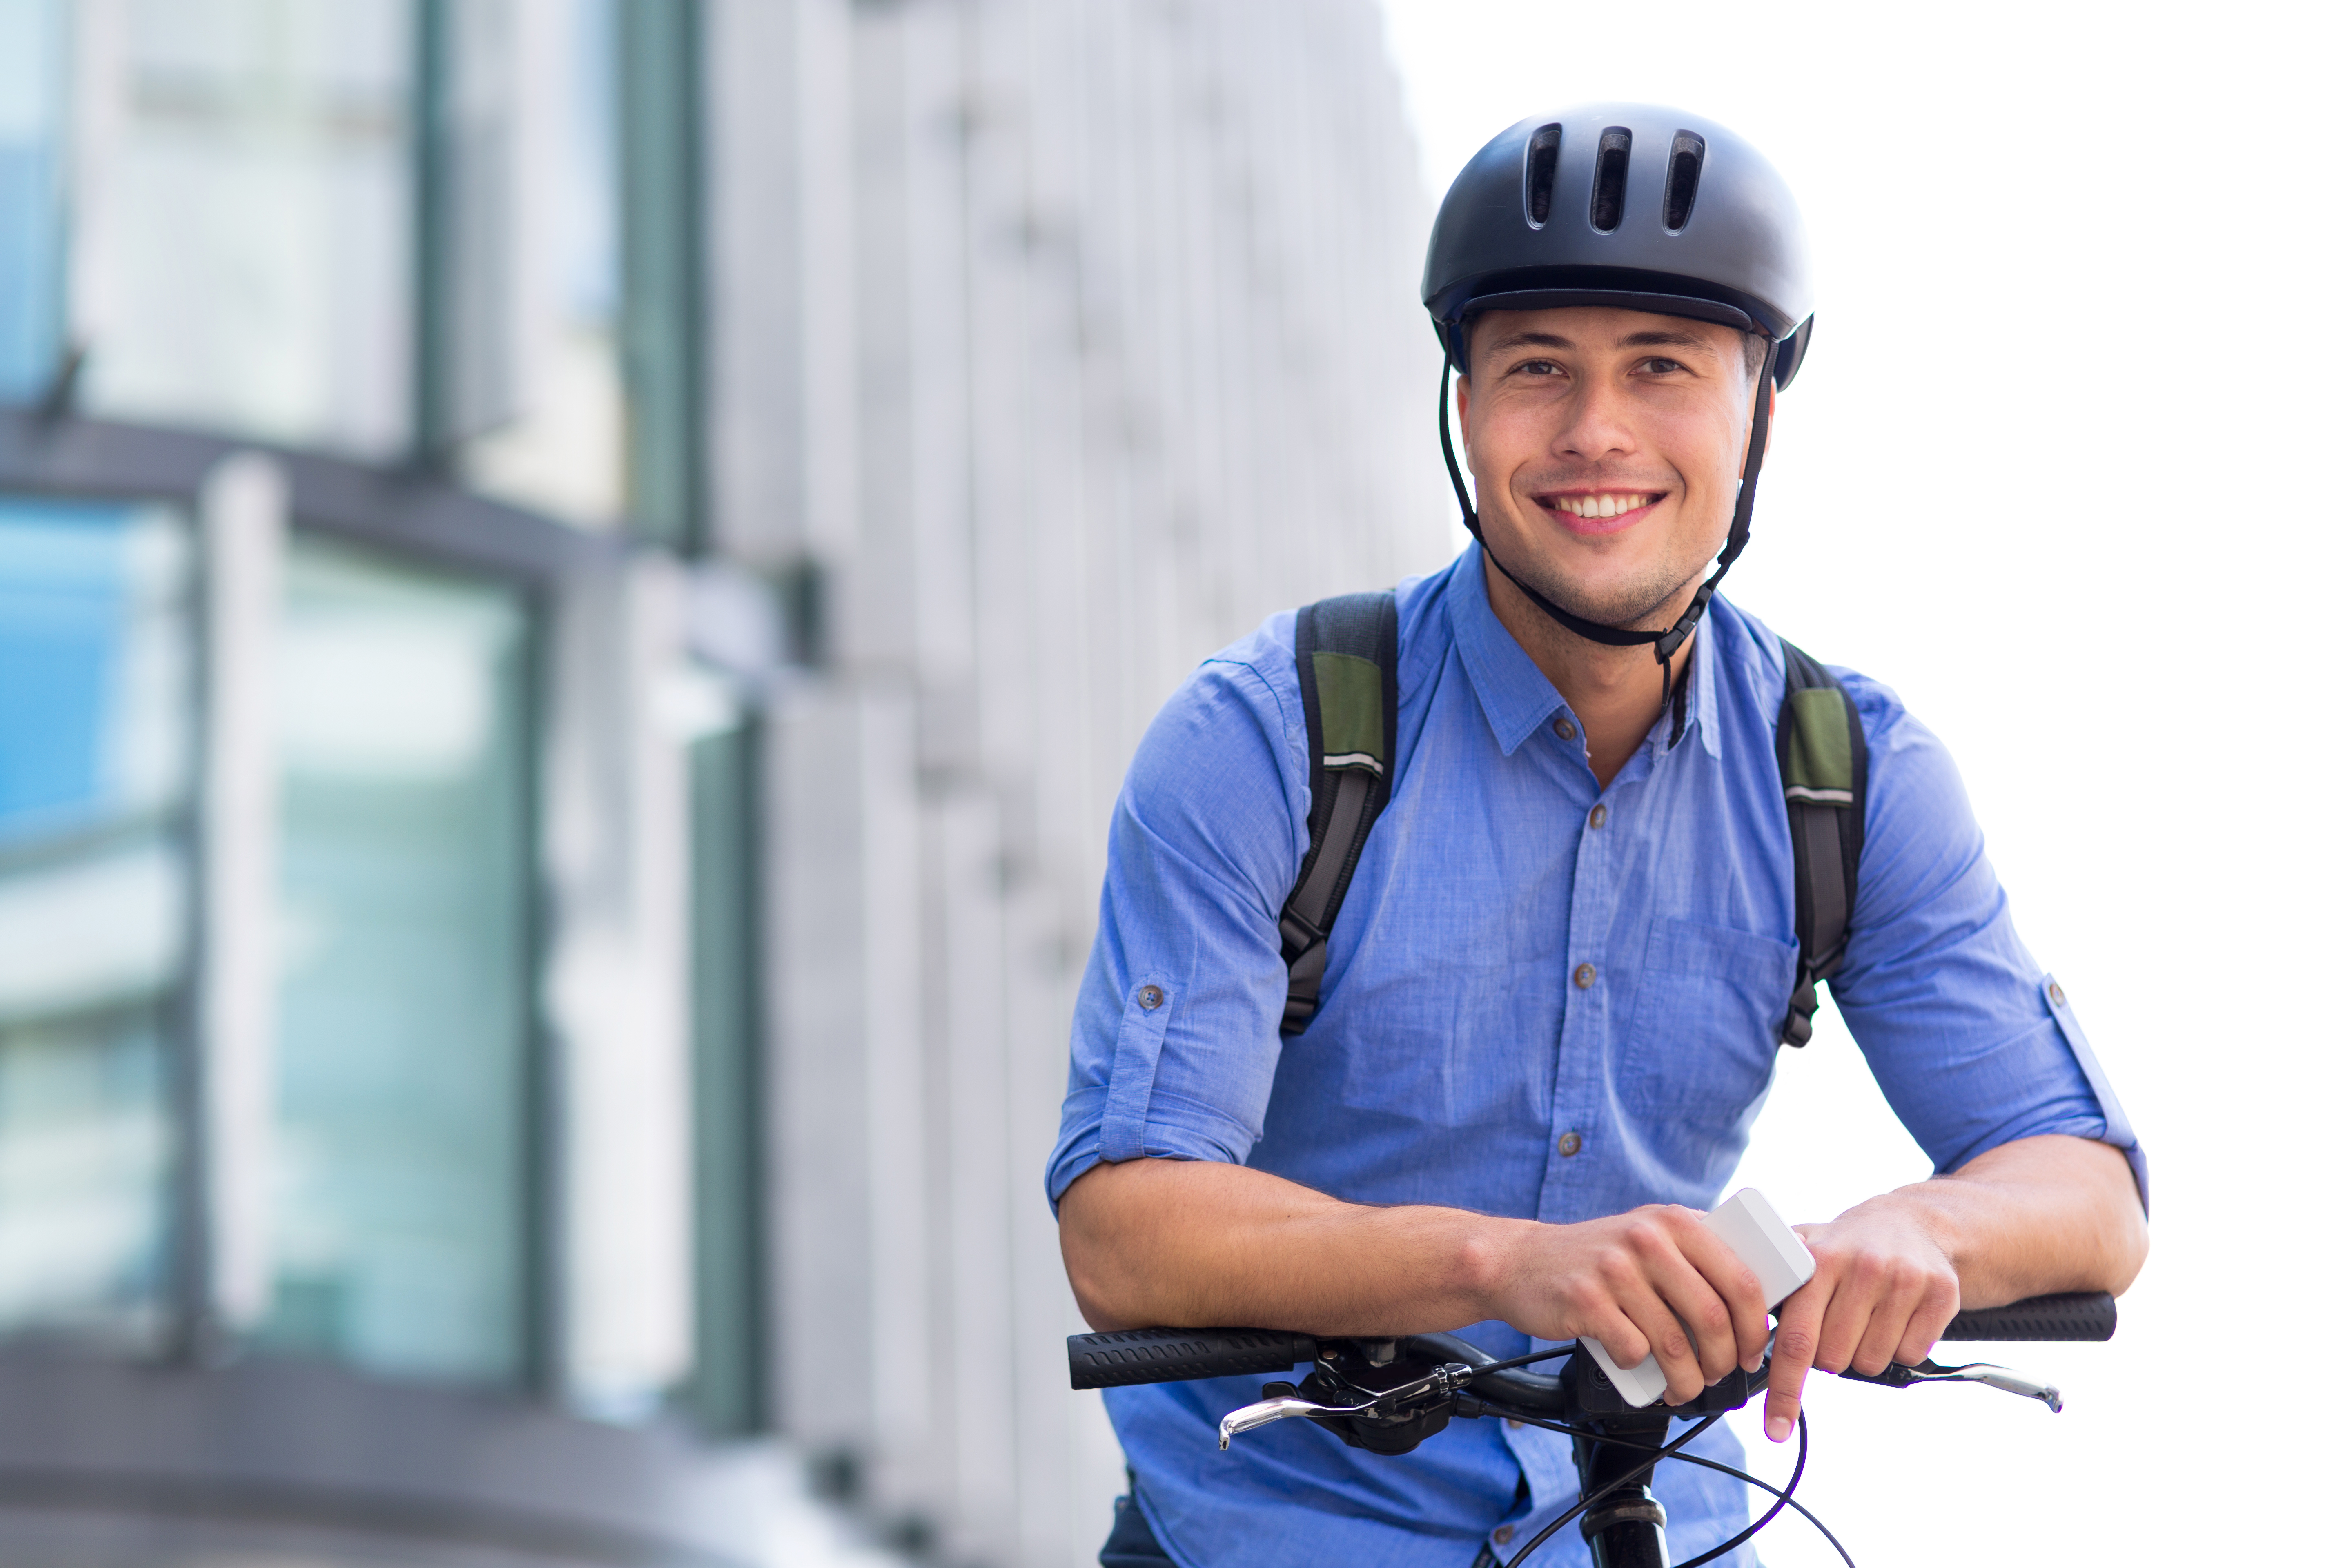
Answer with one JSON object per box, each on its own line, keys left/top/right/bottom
{"left": 1664, "top": 130, "right": 1707, "bottom": 231}
{"left": 1589, "top": 127, "right": 1632, "bottom": 232}
{"left": 1523, "top": 124, "right": 1562, "bottom": 226}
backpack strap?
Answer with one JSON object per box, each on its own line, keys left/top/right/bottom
{"left": 1775, "top": 639, "right": 1869, "bottom": 1047}
{"left": 1278, "top": 592, "right": 1399, "bottom": 1037}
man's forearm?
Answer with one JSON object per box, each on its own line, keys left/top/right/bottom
{"left": 1058, "top": 1131, "right": 2146, "bottom": 1426}
{"left": 1060, "top": 1154, "right": 1781, "bottom": 1405}
{"left": 1058, "top": 1157, "right": 1503, "bottom": 1335}
{"left": 1862, "top": 1133, "right": 2147, "bottom": 1307}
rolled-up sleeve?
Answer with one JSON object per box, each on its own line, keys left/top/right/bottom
{"left": 1045, "top": 639, "right": 1309, "bottom": 1212}
{"left": 1831, "top": 675, "right": 2148, "bottom": 1210}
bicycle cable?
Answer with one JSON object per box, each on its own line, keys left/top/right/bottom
{"left": 1491, "top": 1409, "right": 1854, "bottom": 1568}
{"left": 1499, "top": 1412, "right": 1724, "bottom": 1568}
{"left": 1464, "top": 1342, "right": 1578, "bottom": 1376}
{"left": 1650, "top": 1424, "right": 1852, "bottom": 1568}
{"left": 1654, "top": 1408, "right": 1811, "bottom": 1568}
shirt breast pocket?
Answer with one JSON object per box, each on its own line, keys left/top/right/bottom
{"left": 1621, "top": 918, "right": 1799, "bottom": 1132}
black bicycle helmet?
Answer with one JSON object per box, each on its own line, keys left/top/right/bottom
{"left": 1424, "top": 106, "right": 1815, "bottom": 677}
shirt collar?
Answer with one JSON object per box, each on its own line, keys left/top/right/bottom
{"left": 1445, "top": 542, "right": 1723, "bottom": 761}
{"left": 1676, "top": 601, "right": 1724, "bottom": 760}
{"left": 1446, "top": 544, "right": 1571, "bottom": 757}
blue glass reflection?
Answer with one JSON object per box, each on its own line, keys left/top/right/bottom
{"left": 0, "top": 494, "right": 190, "bottom": 1343}
{"left": 0, "top": 508, "right": 152, "bottom": 834}
{"left": 0, "top": 0, "right": 67, "bottom": 402}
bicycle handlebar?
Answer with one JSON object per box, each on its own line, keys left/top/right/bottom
{"left": 1069, "top": 1327, "right": 1321, "bottom": 1390}
{"left": 1939, "top": 1290, "right": 2115, "bottom": 1341}
{"left": 1066, "top": 1292, "right": 2115, "bottom": 1391}
{"left": 1066, "top": 1294, "right": 2114, "bottom": 1565}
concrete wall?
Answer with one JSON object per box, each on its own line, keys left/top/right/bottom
{"left": 706, "top": 2, "right": 1452, "bottom": 1563}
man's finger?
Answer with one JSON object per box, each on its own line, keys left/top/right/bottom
{"left": 1648, "top": 1218, "right": 1757, "bottom": 1385}
{"left": 1810, "top": 1262, "right": 1875, "bottom": 1376}
{"left": 1626, "top": 1294, "right": 1706, "bottom": 1404}
{"left": 1609, "top": 1211, "right": 1722, "bottom": 1399}
{"left": 1679, "top": 1229, "right": 1772, "bottom": 1373}
{"left": 1848, "top": 1269, "right": 1927, "bottom": 1376}
{"left": 1648, "top": 1265, "right": 1740, "bottom": 1387}
{"left": 1764, "top": 1284, "right": 1824, "bottom": 1443}
{"left": 1891, "top": 1285, "right": 1958, "bottom": 1370}
{"left": 1579, "top": 1298, "right": 1653, "bottom": 1383}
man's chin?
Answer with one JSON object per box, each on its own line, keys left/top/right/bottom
{"left": 1485, "top": 551, "right": 1685, "bottom": 636}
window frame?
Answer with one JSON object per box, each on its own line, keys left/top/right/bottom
{"left": 0, "top": 406, "right": 608, "bottom": 1392}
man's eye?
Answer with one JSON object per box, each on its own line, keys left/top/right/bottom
{"left": 1515, "top": 359, "right": 1563, "bottom": 377}
{"left": 1637, "top": 356, "right": 1688, "bottom": 375}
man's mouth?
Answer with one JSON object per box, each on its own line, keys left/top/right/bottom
{"left": 1537, "top": 491, "right": 1666, "bottom": 524}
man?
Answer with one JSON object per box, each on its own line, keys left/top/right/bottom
{"left": 1047, "top": 105, "right": 2147, "bottom": 1567}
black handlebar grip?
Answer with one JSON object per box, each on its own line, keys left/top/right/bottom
{"left": 1068, "top": 1327, "right": 1319, "bottom": 1390}
{"left": 1940, "top": 1292, "right": 2116, "bottom": 1342}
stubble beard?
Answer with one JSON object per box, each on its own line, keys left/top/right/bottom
{"left": 1482, "top": 512, "right": 1712, "bottom": 636}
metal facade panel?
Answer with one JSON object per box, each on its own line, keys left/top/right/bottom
{"left": 711, "top": 1, "right": 1446, "bottom": 1560}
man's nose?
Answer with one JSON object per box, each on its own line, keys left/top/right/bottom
{"left": 1554, "top": 379, "right": 1639, "bottom": 460}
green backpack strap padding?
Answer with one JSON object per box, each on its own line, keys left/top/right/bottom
{"left": 1279, "top": 592, "right": 1399, "bottom": 1037}
{"left": 1775, "top": 639, "right": 1869, "bottom": 1047}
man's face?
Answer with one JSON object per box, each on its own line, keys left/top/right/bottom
{"left": 1458, "top": 305, "right": 1761, "bottom": 632}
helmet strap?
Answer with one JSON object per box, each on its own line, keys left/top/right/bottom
{"left": 1436, "top": 351, "right": 1777, "bottom": 721}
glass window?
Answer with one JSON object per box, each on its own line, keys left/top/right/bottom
{"left": 615, "top": 0, "right": 700, "bottom": 547}
{"left": 452, "top": 0, "right": 626, "bottom": 528}
{"left": 681, "top": 704, "right": 764, "bottom": 1433}
{"left": 77, "top": 0, "right": 417, "bottom": 457}
{"left": 0, "top": 0, "right": 69, "bottom": 402}
{"left": 261, "top": 536, "right": 532, "bottom": 1384}
{"left": 0, "top": 496, "right": 194, "bottom": 1344}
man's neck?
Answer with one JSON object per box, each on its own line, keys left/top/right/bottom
{"left": 1482, "top": 552, "right": 1700, "bottom": 791}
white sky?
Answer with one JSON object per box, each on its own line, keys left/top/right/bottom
{"left": 1373, "top": 0, "right": 2348, "bottom": 1559}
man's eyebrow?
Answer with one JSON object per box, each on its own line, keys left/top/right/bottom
{"left": 1479, "top": 330, "right": 1573, "bottom": 356}
{"left": 1477, "top": 326, "right": 1718, "bottom": 358}
{"left": 1618, "top": 328, "right": 1713, "bottom": 351}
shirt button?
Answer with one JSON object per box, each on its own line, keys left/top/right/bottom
{"left": 1588, "top": 803, "right": 1607, "bottom": 829}
{"left": 2048, "top": 980, "right": 2067, "bottom": 1006}
{"left": 1558, "top": 1131, "right": 1583, "bottom": 1157}
{"left": 1138, "top": 984, "right": 1165, "bottom": 1011}
{"left": 1552, "top": 717, "right": 1575, "bottom": 742}
{"left": 1495, "top": 1523, "right": 1517, "bottom": 1546}
{"left": 1573, "top": 962, "right": 1596, "bottom": 989}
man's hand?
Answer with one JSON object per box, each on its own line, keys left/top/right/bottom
{"left": 1764, "top": 1200, "right": 1958, "bottom": 1442}
{"left": 1485, "top": 1205, "right": 1771, "bottom": 1406}
{"left": 1757, "top": 1134, "right": 2147, "bottom": 1442}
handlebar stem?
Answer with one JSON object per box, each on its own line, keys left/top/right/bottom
{"left": 1572, "top": 1416, "right": 1674, "bottom": 1568}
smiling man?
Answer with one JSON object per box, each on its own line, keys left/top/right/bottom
{"left": 1049, "top": 106, "right": 2147, "bottom": 1568}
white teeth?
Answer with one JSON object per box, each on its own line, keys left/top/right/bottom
{"left": 1552, "top": 493, "right": 1653, "bottom": 519}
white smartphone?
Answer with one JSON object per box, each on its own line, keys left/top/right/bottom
{"left": 1579, "top": 1187, "right": 1817, "bottom": 1408}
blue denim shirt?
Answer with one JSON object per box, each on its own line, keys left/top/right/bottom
{"left": 1047, "top": 545, "right": 2141, "bottom": 1568}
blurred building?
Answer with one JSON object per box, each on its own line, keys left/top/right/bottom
{"left": 0, "top": 1, "right": 1446, "bottom": 1565}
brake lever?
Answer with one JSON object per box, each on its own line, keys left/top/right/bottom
{"left": 1217, "top": 1392, "right": 1376, "bottom": 1449}
{"left": 1841, "top": 1356, "right": 2064, "bottom": 1412}
{"left": 1217, "top": 1361, "right": 1479, "bottom": 1450}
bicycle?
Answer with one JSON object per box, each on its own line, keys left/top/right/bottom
{"left": 1069, "top": 1292, "right": 2116, "bottom": 1566}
